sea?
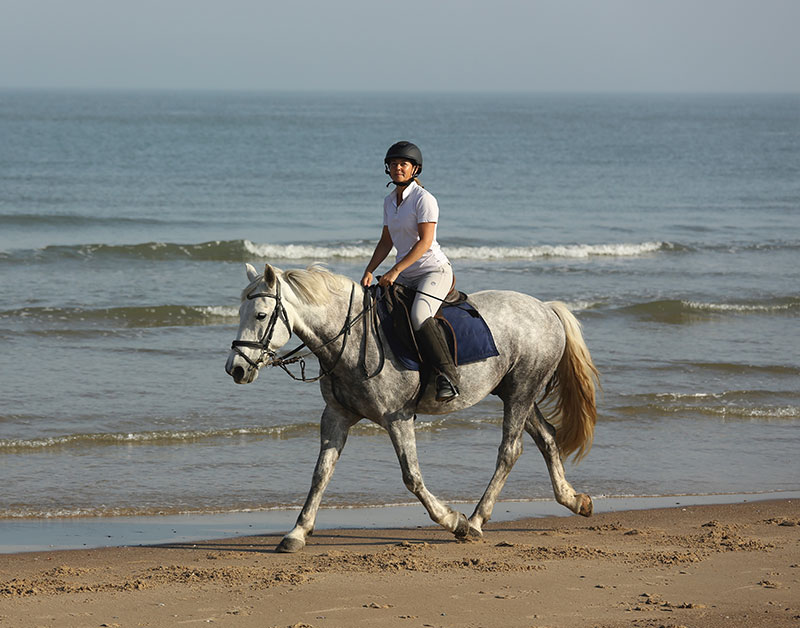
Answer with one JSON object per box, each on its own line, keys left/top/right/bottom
{"left": 1, "top": 90, "right": 798, "bottom": 549}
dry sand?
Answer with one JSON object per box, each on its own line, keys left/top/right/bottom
{"left": 1, "top": 499, "right": 798, "bottom": 627}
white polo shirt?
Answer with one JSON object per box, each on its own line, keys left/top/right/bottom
{"left": 383, "top": 181, "right": 450, "bottom": 279}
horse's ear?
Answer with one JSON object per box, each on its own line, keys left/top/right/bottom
{"left": 245, "top": 263, "right": 259, "bottom": 282}
{"left": 264, "top": 264, "right": 277, "bottom": 288}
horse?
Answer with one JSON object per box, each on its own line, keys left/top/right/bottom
{"left": 225, "top": 263, "right": 599, "bottom": 553}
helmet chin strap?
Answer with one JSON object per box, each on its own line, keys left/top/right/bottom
{"left": 386, "top": 177, "right": 416, "bottom": 188}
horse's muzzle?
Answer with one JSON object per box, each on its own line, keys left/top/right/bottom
{"left": 225, "top": 352, "right": 259, "bottom": 384}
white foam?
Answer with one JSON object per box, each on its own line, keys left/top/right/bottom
{"left": 243, "top": 240, "right": 375, "bottom": 259}
{"left": 656, "top": 392, "right": 724, "bottom": 400}
{"left": 716, "top": 406, "right": 799, "bottom": 419}
{"left": 560, "top": 300, "right": 597, "bottom": 312}
{"left": 684, "top": 300, "right": 796, "bottom": 313}
{"left": 0, "top": 426, "right": 304, "bottom": 451}
{"left": 443, "top": 241, "right": 664, "bottom": 259}
{"left": 242, "top": 240, "right": 666, "bottom": 261}
{"left": 195, "top": 305, "right": 239, "bottom": 319}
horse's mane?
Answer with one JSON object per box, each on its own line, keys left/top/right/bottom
{"left": 243, "top": 263, "right": 355, "bottom": 306}
{"left": 283, "top": 264, "right": 355, "bottom": 305}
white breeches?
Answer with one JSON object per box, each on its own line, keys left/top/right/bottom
{"left": 400, "top": 264, "right": 454, "bottom": 331}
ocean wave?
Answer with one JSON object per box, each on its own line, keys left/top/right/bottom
{"left": 3, "top": 297, "right": 795, "bottom": 333}
{"left": 10, "top": 237, "right": 799, "bottom": 264}
{"left": 705, "top": 240, "right": 800, "bottom": 253}
{"left": 0, "top": 425, "right": 317, "bottom": 453}
{"left": 616, "top": 402, "right": 799, "bottom": 421}
{"left": 557, "top": 300, "right": 598, "bottom": 313}
{"left": 650, "top": 362, "right": 800, "bottom": 377}
{"left": 614, "top": 388, "right": 800, "bottom": 421}
{"left": 189, "top": 239, "right": 674, "bottom": 261}
{"left": 445, "top": 241, "right": 669, "bottom": 259}
{"left": 683, "top": 300, "right": 800, "bottom": 313}
{"left": 0, "top": 304, "right": 240, "bottom": 328}
{"left": 4, "top": 296, "right": 793, "bottom": 332}
{"left": 243, "top": 240, "right": 376, "bottom": 259}
{"left": 5, "top": 239, "right": 675, "bottom": 263}
{"left": 0, "top": 212, "right": 170, "bottom": 228}
{"left": 0, "top": 503, "right": 310, "bottom": 519}
{"left": 618, "top": 297, "right": 800, "bottom": 323}
{"left": 0, "top": 417, "right": 500, "bottom": 454}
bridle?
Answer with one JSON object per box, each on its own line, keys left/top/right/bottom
{"left": 230, "top": 277, "right": 293, "bottom": 371}
{"left": 230, "top": 278, "right": 384, "bottom": 383}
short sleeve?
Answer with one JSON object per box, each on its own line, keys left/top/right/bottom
{"left": 416, "top": 193, "right": 439, "bottom": 224}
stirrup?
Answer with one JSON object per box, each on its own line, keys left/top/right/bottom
{"left": 435, "top": 374, "right": 459, "bottom": 402}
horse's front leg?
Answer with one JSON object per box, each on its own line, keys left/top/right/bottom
{"left": 526, "top": 403, "right": 593, "bottom": 517}
{"left": 386, "top": 414, "right": 470, "bottom": 539}
{"left": 276, "top": 404, "right": 358, "bottom": 553}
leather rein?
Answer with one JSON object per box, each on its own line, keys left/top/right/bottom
{"left": 230, "top": 279, "right": 385, "bottom": 383}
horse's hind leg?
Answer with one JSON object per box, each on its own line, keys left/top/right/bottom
{"left": 277, "top": 404, "right": 358, "bottom": 553}
{"left": 386, "top": 414, "right": 470, "bottom": 539}
{"left": 526, "top": 403, "right": 593, "bottom": 517}
{"left": 467, "top": 399, "right": 526, "bottom": 538}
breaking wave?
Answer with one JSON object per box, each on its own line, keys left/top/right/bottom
{"left": 618, "top": 297, "right": 800, "bottom": 323}
{"left": 0, "top": 416, "right": 497, "bottom": 454}
{"left": 5, "top": 239, "right": 675, "bottom": 263}
{"left": 0, "top": 304, "right": 240, "bottom": 328}
{"left": 611, "top": 389, "right": 800, "bottom": 421}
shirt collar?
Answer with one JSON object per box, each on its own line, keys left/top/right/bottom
{"left": 396, "top": 180, "right": 418, "bottom": 205}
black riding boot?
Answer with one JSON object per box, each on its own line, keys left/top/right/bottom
{"left": 415, "top": 317, "right": 460, "bottom": 402}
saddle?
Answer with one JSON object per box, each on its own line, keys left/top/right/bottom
{"left": 376, "top": 282, "right": 499, "bottom": 371}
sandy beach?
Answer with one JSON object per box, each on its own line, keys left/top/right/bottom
{"left": 1, "top": 498, "right": 798, "bottom": 628}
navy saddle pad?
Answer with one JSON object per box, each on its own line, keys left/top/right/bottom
{"left": 376, "top": 288, "right": 499, "bottom": 371}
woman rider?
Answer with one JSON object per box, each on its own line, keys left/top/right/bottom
{"left": 361, "top": 141, "right": 459, "bottom": 402}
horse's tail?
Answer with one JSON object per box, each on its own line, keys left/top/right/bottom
{"left": 542, "top": 301, "right": 600, "bottom": 463}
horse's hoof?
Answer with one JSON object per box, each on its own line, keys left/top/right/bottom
{"left": 577, "top": 494, "right": 593, "bottom": 517}
{"left": 276, "top": 536, "right": 305, "bottom": 553}
{"left": 467, "top": 525, "right": 484, "bottom": 540}
{"left": 453, "top": 512, "right": 471, "bottom": 539}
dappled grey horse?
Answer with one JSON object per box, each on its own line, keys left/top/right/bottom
{"left": 226, "top": 263, "right": 599, "bottom": 552}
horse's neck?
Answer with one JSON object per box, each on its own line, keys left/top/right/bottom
{"left": 288, "top": 287, "right": 363, "bottom": 368}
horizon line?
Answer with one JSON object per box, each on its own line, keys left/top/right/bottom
{"left": 1, "top": 86, "right": 799, "bottom": 96}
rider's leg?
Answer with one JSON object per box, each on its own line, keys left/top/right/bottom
{"left": 415, "top": 318, "right": 460, "bottom": 401}
{"left": 408, "top": 264, "right": 453, "bottom": 329}
{"left": 407, "top": 264, "right": 459, "bottom": 401}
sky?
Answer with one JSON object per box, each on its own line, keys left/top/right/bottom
{"left": 1, "top": 0, "right": 799, "bottom": 93}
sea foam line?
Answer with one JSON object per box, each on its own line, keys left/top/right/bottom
{"left": 0, "top": 426, "right": 314, "bottom": 452}
{"left": 684, "top": 300, "right": 799, "bottom": 313}
{"left": 245, "top": 240, "right": 668, "bottom": 260}
{"left": 0, "top": 417, "right": 498, "bottom": 453}
{"left": 1, "top": 304, "right": 241, "bottom": 327}
{"left": 4, "top": 239, "right": 672, "bottom": 263}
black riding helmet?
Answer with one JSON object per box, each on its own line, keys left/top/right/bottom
{"left": 384, "top": 141, "right": 423, "bottom": 179}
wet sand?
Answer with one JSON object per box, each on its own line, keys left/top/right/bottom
{"left": 1, "top": 499, "right": 798, "bottom": 627}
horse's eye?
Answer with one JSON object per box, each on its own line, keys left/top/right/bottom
{"left": 256, "top": 312, "right": 268, "bottom": 320}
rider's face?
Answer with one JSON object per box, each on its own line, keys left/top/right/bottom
{"left": 388, "top": 159, "right": 417, "bottom": 183}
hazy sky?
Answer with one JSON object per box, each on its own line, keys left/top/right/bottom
{"left": 2, "top": 0, "right": 798, "bottom": 92}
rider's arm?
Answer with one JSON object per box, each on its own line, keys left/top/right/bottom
{"left": 361, "top": 226, "right": 394, "bottom": 287}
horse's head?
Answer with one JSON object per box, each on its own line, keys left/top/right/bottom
{"left": 225, "top": 263, "right": 293, "bottom": 384}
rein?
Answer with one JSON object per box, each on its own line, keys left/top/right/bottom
{"left": 231, "top": 279, "right": 385, "bottom": 383}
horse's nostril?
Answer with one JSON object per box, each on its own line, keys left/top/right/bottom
{"left": 231, "top": 366, "right": 245, "bottom": 381}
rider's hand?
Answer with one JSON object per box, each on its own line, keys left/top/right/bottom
{"left": 360, "top": 271, "right": 374, "bottom": 288}
{"left": 378, "top": 267, "right": 400, "bottom": 287}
